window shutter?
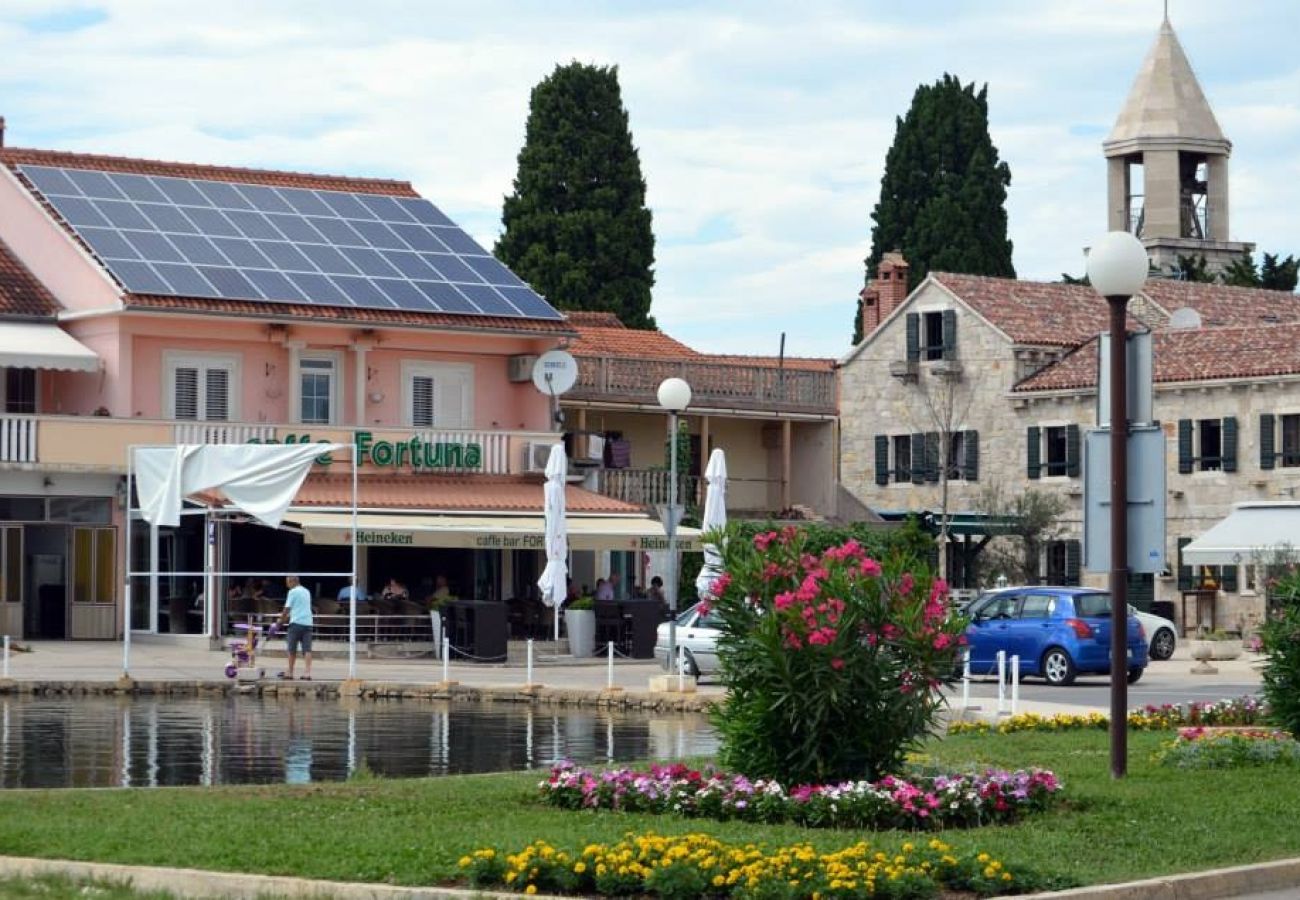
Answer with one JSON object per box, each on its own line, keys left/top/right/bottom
{"left": 941, "top": 309, "right": 957, "bottom": 360}
{"left": 411, "top": 375, "right": 435, "bottom": 428}
{"left": 1221, "top": 564, "right": 1238, "bottom": 593}
{"left": 925, "top": 432, "right": 940, "bottom": 483}
{"left": 173, "top": 367, "right": 198, "bottom": 420}
{"left": 1065, "top": 540, "right": 1081, "bottom": 586}
{"left": 963, "top": 429, "right": 979, "bottom": 481}
{"left": 437, "top": 375, "right": 467, "bottom": 428}
{"left": 910, "top": 433, "right": 925, "bottom": 485}
{"left": 1027, "top": 426, "right": 1041, "bottom": 479}
{"left": 1177, "top": 419, "right": 1194, "bottom": 474}
{"left": 874, "top": 435, "right": 890, "bottom": 486}
{"left": 1222, "top": 416, "right": 1238, "bottom": 473}
{"left": 1065, "top": 424, "right": 1081, "bottom": 477}
{"left": 905, "top": 313, "right": 920, "bottom": 363}
{"left": 204, "top": 368, "right": 230, "bottom": 421}
{"left": 1261, "top": 414, "right": 1276, "bottom": 470}
{"left": 1177, "top": 537, "right": 1193, "bottom": 590}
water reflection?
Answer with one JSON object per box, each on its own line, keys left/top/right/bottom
{"left": 0, "top": 695, "right": 718, "bottom": 789}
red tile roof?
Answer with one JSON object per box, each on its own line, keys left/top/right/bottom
{"left": 699, "top": 354, "right": 834, "bottom": 372}
{"left": 931, "top": 272, "right": 1119, "bottom": 346}
{"left": 563, "top": 311, "right": 626, "bottom": 328}
{"left": 1015, "top": 322, "right": 1300, "bottom": 392}
{"left": 567, "top": 324, "right": 700, "bottom": 358}
{"left": 1142, "top": 280, "right": 1300, "bottom": 327}
{"left": 0, "top": 146, "right": 416, "bottom": 195}
{"left": 0, "top": 237, "right": 59, "bottom": 317}
{"left": 291, "top": 473, "right": 643, "bottom": 514}
{"left": 126, "top": 294, "right": 573, "bottom": 335}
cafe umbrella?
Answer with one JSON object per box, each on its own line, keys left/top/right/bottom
{"left": 537, "top": 442, "right": 568, "bottom": 641}
{"left": 695, "top": 448, "right": 728, "bottom": 600}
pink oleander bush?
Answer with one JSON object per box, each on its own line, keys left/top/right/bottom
{"left": 540, "top": 761, "right": 1064, "bottom": 831}
{"left": 705, "top": 525, "right": 966, "bottom": 783}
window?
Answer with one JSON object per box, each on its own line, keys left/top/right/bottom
{"left": 1045, "top": 539, "right": 1081, "bottom": 585}
{"left": 298, "top": 354, "right": 339, "bottom": 425}
{"left": 1177, "top": 537, "right": 1238, "bottom": 592}
{"left": 922, "top": 312, "right": 945, "bottom": 361}
{"left": 71, "top": 526, "right": 115, "bottom": 605}
{"left": 904, "top": 310, "right": 956, "bottom": 362}
{"left": 401, "top": 361, "right": 473, "bottom": 429}
{"left": 164, "top": 352, "right": 239, "bottom": 421}
{"left": 891, "top": 435, "right": 911, "bottom": 483}
{"left": 873, "top": 430, "right": 977, "bottom": 485}
{"left": 4, "top": 368, "right": 36, "bottom": 413}
{"left": 1019, "top": 594, "right": 1055, "bottom": 618}
{"left": 1027, "top": 424, "right": 1079, "bottom": 479}
{"left": 1177, "top": 417, "right": 1237, "bottom": 474}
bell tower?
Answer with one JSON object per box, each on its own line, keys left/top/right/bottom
{"left": 1103, "top": 15, "right": 1252, "bottom": 273}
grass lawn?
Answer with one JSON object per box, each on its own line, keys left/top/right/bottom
{"left": 1, "top": 730, "right": 1298, "bottom": 892}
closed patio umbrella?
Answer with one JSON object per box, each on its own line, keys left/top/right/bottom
{"left": 695, "top": 448, "right": 728, "bottom": 600}
{"left": 537, "top": 442, "right": 568, "bottom": 641}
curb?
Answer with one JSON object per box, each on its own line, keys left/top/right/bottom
{"left": 1025, "top": 856, "right": 1300, "bottom": 899}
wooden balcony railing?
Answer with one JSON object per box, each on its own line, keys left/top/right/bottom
{"left": 570, "top": 356, "right": 836, "bottom": 414}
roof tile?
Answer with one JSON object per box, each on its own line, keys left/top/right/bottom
{"left": 0, "top": 237, "right": 59, "bottom": 317}
{"left": 292, "top": 473, "right": 644, "bottom": 514}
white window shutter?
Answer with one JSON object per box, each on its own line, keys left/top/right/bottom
{"left": 411, "top": 375, "right": 435, "bottom": 428}
{"left": 205, "top": 368, "right": 230, "bottom": 421}
{"left": 174, "top": 367, "right": 199, "bottom": 420}
{"left": 436, "top": 375, "right": 467, "bottom": 428}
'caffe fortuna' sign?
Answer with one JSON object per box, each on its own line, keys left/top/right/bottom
{"left": 250, "top": 431, "right": 483, "bottom": 470}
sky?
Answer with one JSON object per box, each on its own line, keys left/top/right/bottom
{"left": 0, "top": 0, "right": 1297, "bottom": 359}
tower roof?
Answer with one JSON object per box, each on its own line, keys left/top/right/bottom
{"left": 1104, "top": 17, "right": 1229, "bottom": 156}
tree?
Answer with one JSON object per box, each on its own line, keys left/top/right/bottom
{"left": 1260, "top": 253, "right": 1299, "bottom": 291}
{"left": 858, "top": 74, "right": 1014, "bottom": 337}
{"left": 973, "top": 482, "right": 1068, "bottom": 586}
{"left": 1170, "top": 253, "right": 1214, "bottom": 283}
{"left": 496, "top": 63, "right": 657, "bottom": 329}
{"left": 1175, "top": 250, "right": 1297, "bottom": 291}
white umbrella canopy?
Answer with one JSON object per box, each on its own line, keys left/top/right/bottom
{"left": 537, "top": 443, "right": 568, "bottom": 641}
{"left": 695, "top": 448, "right": 728, "bottom": 600}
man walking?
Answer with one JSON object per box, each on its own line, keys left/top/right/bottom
{"left": 279, "top": 575, "right": 314, "bottom": 681}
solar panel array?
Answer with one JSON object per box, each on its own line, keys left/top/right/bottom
{"left": 18, "top": 164, "right": 562, "bottom": 321}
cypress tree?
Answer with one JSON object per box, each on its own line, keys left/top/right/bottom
{"left": 857, "top": 74, "right": 1014, "bottom": 341}
{"left": 496, "top": 63, "right": 657, "bottom": 329}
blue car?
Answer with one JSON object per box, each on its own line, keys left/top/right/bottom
{"left": 964, "top": 587, "right": 1148, "bottom": 686}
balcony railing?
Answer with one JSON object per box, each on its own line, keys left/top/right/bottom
{"left": 0, "top": 417, "right": 37, "bottom": 463}
{"left": 570, "top": 356, "right": 836, "bottom": 414}
{"left": 595, "top": 468, "right": 702, "bottom": 509}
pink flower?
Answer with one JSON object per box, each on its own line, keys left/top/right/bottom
{"left": 830, "top": 657, "right": 844, "bottom": 670}
{"left": 774, "top": 592, "right": 795, "bottom": 612}
{"left": 933, "top": 633, "right": 952, "bottom": 650}
{"left": 860, "top": 558, "right": 882, "bottom": 577}
{"left": 754, "top": 531, "right": 778, "bottom": 551}
{"left": 696, "top": 600, "right": 712, "bottom": 617}
{"left": 899, "top": 573, "right": 915, "bottom": 596}
{"left": 929, "top": 578, "right": 949, "bottom": 603}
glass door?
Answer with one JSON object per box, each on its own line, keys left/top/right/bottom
{"left": 0, "top": 527, "right": 21, "bottom": 638}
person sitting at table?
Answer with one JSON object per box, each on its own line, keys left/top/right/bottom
{"left": 595, "top": 577, "right": 613, "bottom": 602}
{"left": 430, "top": 575, "right": 452, "bottom": 604}
{"left": 337, "top": 583, "right": 362, "bottom": 604}
{"left": 648, "top": 576, "right": 668, "bottom": 617}
{"left": 227, "top": 583, "right": 252, "bottom": 616}
{"left": 375, "top": 577, "right": 408, "bottom": 613}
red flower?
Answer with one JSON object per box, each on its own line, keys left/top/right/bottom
{"left": 831, "top": 657, "right": 845, "bottom": 670}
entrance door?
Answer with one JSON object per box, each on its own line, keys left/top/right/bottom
{"left": 70, "top": 526, "right": 116, "bottom": 639}
{"left": 0, "top": 527, "right": 21, "bottom": 638}
{"left": 25, "top": 525, "right": 66, "bottom": 639}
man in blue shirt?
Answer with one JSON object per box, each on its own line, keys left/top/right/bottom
{"left": 278, "top": 576, "right": 314, "bottom": 680}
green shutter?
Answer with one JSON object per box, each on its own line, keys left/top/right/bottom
{"left": 874, "top": 435, "right": 890, "bottom": 486}
{"left": 910, "top": 433, "right": 925, "bottom": 484}
{"left": 1065, "top": 540, "right": 1081, "bottom": 586}
{"left": 964, "top": 429, "right": 979, "bottom": 481}
{"left": 1177, "top": 537, "right": 1193, "bottom": 590}
{"left": 1065, "top": 424, "right": 1081, "bottom": 478}
{"left": 905, "top": 313, "right": 920, "bottom": 363}
{"left": 1178, "top": 419, "right": 1194, "bottom": 474}
{"left": 1261, "top": 414, "right": 1276, "bottom": 470}
{"left": 941, "top": 309, "right": 957, "bottom": 360}
{"left": 1221, "top": 564, "right": 1239, "bottom": 593}
{"left": 1027, "top": 426, "right": 1042, "bottom": 479}
{"left": 1222, "top": 416, "right": 1238, "bottom": 473}
{"left": 925, "top": 432, "right": 940, "bottom": 483}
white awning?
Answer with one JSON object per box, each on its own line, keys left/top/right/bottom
{"left": 289, "top": 511, "right": 702, "bottom": 553}
{"left": 1181, "top": 501, "right": 1300, "bottom": 565}
{"left": 0, "top": 322, "right": 99, "bottom": 372}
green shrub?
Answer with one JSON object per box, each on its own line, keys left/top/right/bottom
{"left": 1261, "top": 567, "right": 1300, "bottom": 735}
{"left": 707, "top": 525, "right": 965, "bottom": 784}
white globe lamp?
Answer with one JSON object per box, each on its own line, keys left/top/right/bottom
{"left": 1087, "top": 231, "right": 1150, "bottom": 298}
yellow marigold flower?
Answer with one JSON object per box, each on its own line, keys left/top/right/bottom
{"left": 505, "top": 871, "right": 517, "bottom": 882}
{"left": 458, "top": 856, "right": 472, "bottom": 868}
{"left": 985, "top": 866, "right": 998, "bottom": 878}
{"left": 525, "top": 886, "right": 537, "bottom": 895}
{"left": 574, "top": 862, "right": 586, "bottom": 874}
{"left": 1004, "top": 872, "right": 1014, "bottom": 881}
{"left": 977, "top": 853, "right": 990, "bottom": 863}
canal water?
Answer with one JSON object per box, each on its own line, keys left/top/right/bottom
{"left": 0, "top": 695, "right": 719, "bottom": 789}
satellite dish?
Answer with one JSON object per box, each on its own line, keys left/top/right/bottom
{"left": 531, "top": 349, "right": 578, "bottom": 396}
{"left": 1168, "top": 308, "right": 1203, "bottom": 330}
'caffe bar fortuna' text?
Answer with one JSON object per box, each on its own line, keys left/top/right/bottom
{"left": 249, "top": 431, "right": 483, "bottom": 470}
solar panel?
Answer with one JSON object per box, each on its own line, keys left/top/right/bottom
{"left": 19, "top": 164, "right": 563, "bottom": 321}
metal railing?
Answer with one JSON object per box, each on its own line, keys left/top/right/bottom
{"left": 0, "top": 416, "right": 36, "bottom": 463}
{"left": 571, "top": 356, "right": 836, "bottom": 413}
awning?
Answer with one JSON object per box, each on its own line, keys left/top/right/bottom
{"left": 0, "top": 322, "right": 98, "bottom": 372}
{"left": 289, "top": 511, "right": 702, "bottom": 553}
{"left": 1182, "top": 501, "right": 1300, "bottom": 565}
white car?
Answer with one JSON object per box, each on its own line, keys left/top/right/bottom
{"left": 655, "top": 601, "right": 722, "bottom": 678}
{"left": 1130, "top": 604, "right": 1177, "bottom": 660}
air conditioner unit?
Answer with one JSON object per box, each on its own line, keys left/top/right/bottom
{"left": 507, "top": 354, "right": 539, "bottom": 383}
{"left": 524, "top": 441, "right": 557, "bottom": 473}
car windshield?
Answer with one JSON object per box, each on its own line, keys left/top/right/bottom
{"left": 1073, "top": 593, "right": 1113, "bottom": 617}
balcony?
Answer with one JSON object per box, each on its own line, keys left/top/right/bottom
{"left": 592, "top": 468, "right": 703, "bottom": 510}
{"left": 570, "top": 356, "right": 837, "bottom": 415}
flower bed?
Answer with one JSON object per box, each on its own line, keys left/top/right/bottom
{"left": 1154, "top": 726, "right": 1300, "bottom": 770}
{"left": 460, "top": 832, "right": 1076, "bottom": 898}
{"left": 947, "top": 696, "right": 1267, "bottom": 735}
{"left": 539, "top": 761, "right": 1062, "bottom": 831}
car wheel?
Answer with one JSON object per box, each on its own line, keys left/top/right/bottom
{"left": 681, "top": 648, "right": 701, "bottom": 679}
{"left": 1041, "top": 647, "right": 1077, "bottom": 686}
{"left": 1127, "top": 666, "right": 1144, "bottom": 685}
{"left": 1150, "top": 628, "right": 1176, "bottom": 661}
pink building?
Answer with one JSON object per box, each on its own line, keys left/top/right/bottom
{"left": 0, "top": 143, "right": 682, "bottom": 645}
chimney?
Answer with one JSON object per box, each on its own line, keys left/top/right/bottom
{"left": 858, "top": 282, "right": 881, "bottom": 338}
{"left": 859, "top": 251, "right": 910, "bottom": 339}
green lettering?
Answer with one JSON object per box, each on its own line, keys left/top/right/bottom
{"left": 428, "top": 443, "right": 445, "bottom": 467}
{"left": 315, "top": 439, "right": 333, "bottom": 466}
{"left": 372, "top": 440, "right": 394, "bottom": 466}
{"left": 395, "top": 441, "right": 409, "bottom": 467}
{"left": 424, "top": 441, "right": 436, "bottom": 467}
{"left": 409, "top": 435, "right": 423, "bottom": 468}
{"left": 445, "top": 443, "right": 463, "bottom": 469}
{"left": 355, "top": 431, "right": 374, "bottom": 465}
{"left": 465, "top": 443, "right": 482, "bottom": 468}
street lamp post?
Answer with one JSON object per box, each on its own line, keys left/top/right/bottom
{"left": 657, "top": 376, "right": 692, "bottom": 676}
{"left": 1086, "top": 230, "right": 1150, "bottom": 780}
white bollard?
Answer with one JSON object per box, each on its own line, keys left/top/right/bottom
{"left": 1011, "top": 655, "right": 1020, "bottom": 714}
{"left": 526, "top": 638, "right": 534, "bottom": 686}
{"left": 996, "top": 650, "right": 1007, "bottom": 714}
{"left": 677, "top": 648, "right": 685, "bottom": 692}
{"left": 2, "top": 635, "right": 7, "bottom": 679}
{"left": 442, "top": 636, "right": 450, "bottom": 683}
{"left": 607, "top": 641, "right": 615, "bottom": 690}
{"left": 961, "top": 649, "right": 970, "bottom": 708}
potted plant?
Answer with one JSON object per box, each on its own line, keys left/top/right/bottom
{"left": 564, "top": 597, "right": 596, "bottom": 657}
{"left": 1190, "top": 628, "right": 1243, "bottom": 661}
